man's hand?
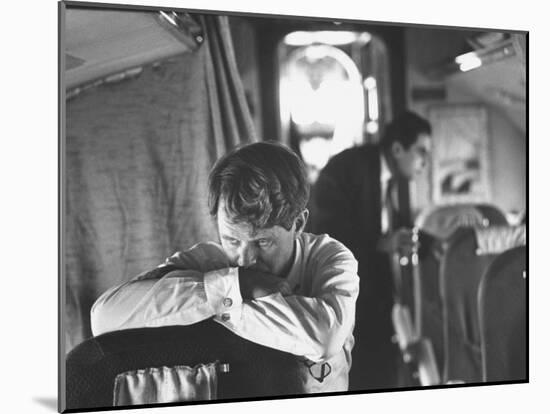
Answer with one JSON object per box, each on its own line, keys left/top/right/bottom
{"left": 238, "top": 267, "right": 292, "bottom": 300}
{"left": 378, "top": 227, "right": 420, "bottom": 257}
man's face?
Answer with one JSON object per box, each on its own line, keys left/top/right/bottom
{"left": 216, "top": 201, "right": 303, "bottom": 277}
{"left": 392, "top": 133, "right": 432, "bottom": 180}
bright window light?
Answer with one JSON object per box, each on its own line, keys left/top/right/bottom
{"left": 280, "top": 44, "right": 365, "bottom": 172}
{"left": 455, "top": 52, "right": 482, "bottom": 72}
{"left": 304, "top": 46, "right": 328, "bottom": 61}
{"left": 287, "top": 79, "right": 360, "bottom": 127}
{"left": 283, "top": 45, "right": 364, "bottom": 131}
{"left": 300, "top": 137, "right": 332, "bottom": 170}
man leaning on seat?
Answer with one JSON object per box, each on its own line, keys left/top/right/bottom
{"left": 91, "top": 141, "right": 359, "bottom": 394}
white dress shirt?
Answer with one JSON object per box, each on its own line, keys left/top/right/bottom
{"left": 91, "top": 232, "right": 359, "bottom": 393}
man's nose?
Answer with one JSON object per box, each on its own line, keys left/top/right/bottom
{"left": 419, "top": 154, "right": 429, "bottom": 169}
{"left": 236, "top": 244, "right": 257, "bottom": 267}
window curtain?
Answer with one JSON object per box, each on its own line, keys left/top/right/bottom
{"left": 64, "top": 15, "right": 257, "bottom": 352}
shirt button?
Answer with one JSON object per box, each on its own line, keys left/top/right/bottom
{"left": 221, "top": 313, "right": 231, "bottom": 322}
{"left": 223, "top": 297, "right": 233, "bottom": 307}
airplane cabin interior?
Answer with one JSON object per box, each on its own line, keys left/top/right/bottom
{"left": 60, "top": 3, "right": 527, "bottom": 411}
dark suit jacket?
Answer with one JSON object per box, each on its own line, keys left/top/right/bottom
{"left": 313, "top": 145, "right": 382, "bottom": 262}
{"left": 311, "top": 145, "right": 394, "bottom": 339}
{"left": 312, "top": 144, "right": 424, "bottom": 388}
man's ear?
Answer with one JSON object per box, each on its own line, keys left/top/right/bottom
{"left": 391, "top": 141, "right": 404, "bottom": 158}
{"left": 294, "top": 209, "right": 309, "bottom": 235}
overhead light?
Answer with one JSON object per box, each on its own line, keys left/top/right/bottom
{"left": 283, "top": 31, "right": 371, "bottom": 46}
{"left": 455, "top": 52, "right": 482, "bottom": 72}
{"left": 427, "top": 38, "right": 518, "bottom": 79}
{"left": 284, "top": 31, "right": 312, "bottom": 46}
{"left": 159, "top": 10, "right": 178, "bottom": 26}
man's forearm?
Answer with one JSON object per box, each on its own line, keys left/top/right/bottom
{"left": 90, "top": 267, "right": 242, "bottom": 336}
{"left": 226, "top": 292, "right": 356, "bottom": 362}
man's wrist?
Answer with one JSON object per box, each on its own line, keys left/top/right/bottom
{"left": 204, "top": 267, "right": 242, "bottom": 313}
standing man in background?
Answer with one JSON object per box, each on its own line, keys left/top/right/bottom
{"left": 312, "top": 111, "right": 432, "bottom": 390}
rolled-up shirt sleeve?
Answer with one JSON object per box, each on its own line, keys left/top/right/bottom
{"left": 90, "top": 243, "right": 242, "bottom": 336}
{"left": 90, "top": 238, "right": 359, "bottom": 365}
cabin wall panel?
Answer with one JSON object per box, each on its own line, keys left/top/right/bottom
{"left": 405, "top": 28, "right": 526, "bottom": 216}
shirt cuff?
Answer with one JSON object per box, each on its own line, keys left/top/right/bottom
{"left": 204, "top": 267, "right": 243, "bottom": 324}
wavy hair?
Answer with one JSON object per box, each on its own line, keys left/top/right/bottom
{"left": 208, "top": 141, "right": 309, "bottom": 230}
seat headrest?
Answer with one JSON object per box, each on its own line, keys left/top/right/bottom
{"left": 418, "top": 204, "right": 486, "bottom": 239}
{"left": 474, "top": 225, "right": 526, "bottom": 256}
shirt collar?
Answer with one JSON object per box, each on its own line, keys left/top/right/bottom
{"left": 285, "top": 235, "right": 303, "bottom": 292}
{"left": 380, "top": 152, "right": 392, "bottom": 186}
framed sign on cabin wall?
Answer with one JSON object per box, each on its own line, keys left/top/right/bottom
{"left": 428, "top": 104, "right": 491, "bottom": 204}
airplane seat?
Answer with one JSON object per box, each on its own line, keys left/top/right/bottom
{"left": 478, "top": 245, "right": 527, "bottom": 382}
{"left": 390, "top": 225, "right": 478, "bottom": 380}
{"left": 66, "top": 320, "right": 302, "bottom": 410}
{"left": 417, "top": 232, "right": 446, "bottom": 373}
{"left": 440, "top": 225, "right": 526, "bottom": 384}
{"left": 389, "top": 230, "right": 443, "bottom": 386}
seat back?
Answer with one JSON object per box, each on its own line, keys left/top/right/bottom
{"left": 416, "top": 203, "right": 508, "bottom": 240}
{"left": 439, "top": 225, "right": 525, "bottom": 383}
{"left": 475, "top": 203, "right": 508, "bottom": 227}
{"left": 66, "top": 320, "right": 302, "bottom": 410}
{"left": 478, "top": 246, "right": 527, "bottom": 382}
{"left": 417, "top": 233, "right": 446, "bottom": 373}
{"left": 417, "top": 204, "right": 486, "bottom": 240}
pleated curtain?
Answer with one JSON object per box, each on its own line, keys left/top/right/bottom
{"left": 64, "top": 15, "right": 257, "bottom": 352}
